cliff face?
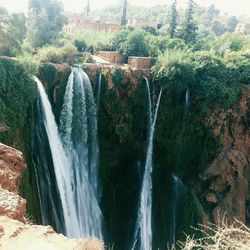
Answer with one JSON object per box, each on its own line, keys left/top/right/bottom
{"left": 0, "top": 143, "right": 25, "bottom": 194}
{"left": 200, "top": 85, "right": 250, "bottom": 225}
{"left": 0, "top": 143, "right": 26, "bottom": 222}
{"left": 0, "top": 142, "right": 104, "bottom": 250}
{"left": 0, "top": 57, "right": 240, "bottom": 250}
{"left": 36, "top": 63, "right": 250, "bottom": 249}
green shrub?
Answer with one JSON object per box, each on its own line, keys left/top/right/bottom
{"left": 152, "top": 49, "right": 195, "bottom": 90}
{"left": 153, "top": 50, "right": 240, "bottom": 111}
{"left": 112, "top": 66, "right": 123, "bottom": 87}
{"left": 121, "top": 29, "right": 149, "bottom": 57}
{"left": 17, "top": 53, "right": 40, "bottom": 76}
{"left": 71, "top": 30, "right": 114, "bottom": 53}
{"left": 191, "top": 51, "right": 240, "bottom": 109}
{"left": 74, "top": 39, "right": 87, "bottom": 52}
{"left": 211, "top": 33, "right": 249, "bottom": 56}
{"left": 0, "top": 57, "right": 37, "bottom": 147}
{"left": 82, "top": 52, "right": 94, "bottom": 63}
{"left": 36, "top": 44, "right": 77, "bottom": 63}
{"left": 149, "top": 36, "right": 186, "bottom": 57}
{"left": 223, "top": 51, "right": 250, "bottom": 84}
{"left": 37, "top": 45, "right": 63, "bottom": 63}
{"left": 110, "top": 27, "right": 133, "bottom": 52}
{"left": 60, "top": 44, "right": 77, "bottom": 63}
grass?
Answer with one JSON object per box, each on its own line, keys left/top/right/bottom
{"left": 170, "top": 217, "right": 250, "bottom": 250}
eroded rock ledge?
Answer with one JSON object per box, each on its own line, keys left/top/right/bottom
{"left": 199, "top": 85, "right": 250, "bottom": 225}
{"left": 0, "top": 143, "right": 104, "bottom": 250}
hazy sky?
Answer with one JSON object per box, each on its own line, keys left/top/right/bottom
{"left": 0, "top": 0, "right": 250, "bottom": 16}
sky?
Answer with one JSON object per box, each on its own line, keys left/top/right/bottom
{"left": 0, "top": 0, "right": 250, "bottom": 17}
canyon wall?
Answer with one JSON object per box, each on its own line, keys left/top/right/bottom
{"left": 1, "top": 58, "right": 249, "bottom": 250}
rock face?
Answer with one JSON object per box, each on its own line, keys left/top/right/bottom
{"left": 83, "top": 63, "right": 151, "bottom": 96}
{"left": 0, "top": 216, "right": 104, "bottom": 250}
{"left": 200, "top": 85, "right": 250, "bottom": 225}
{"left": 0, "top": 187, "right": 26, "bottom": 222}
{"left": 0, "top": 143, "right": 25, "bottom": 194}
{"left": 0, "top": 143, "right": 104, "bottom": 250}
{"left": 0, "top": 143, "right": 26, "bottom": 222}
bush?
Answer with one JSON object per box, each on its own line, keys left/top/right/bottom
{"left": 0, "top": 57, "right": 37, "bottom": 147}
{"left": 191, "top": 51, "right": 240, "bottom": 108}
{"left": 71, "top": 30, "right": 114, "bottom": 52}
{"left": 121, "top": 29, "right": 149, "bottom": 57}
{"left": 110, "top": 27, "right": 133, "bottom": 52}
{"left": 152, "top": 49, "right": 195, "bottom": 90}
{"left": 17, "top": 53, "right": 40, "bottom": 76}
{"left": 223, "top": 51, "right": 250, "bottom": 85}
{"left": 149, "top": 36, "right": 186, "bottom": 57}
{"left": 153, "top": 50, "right": 240, "bottom": 112}
{"left": 112, "top": 66, "right": 123, "bottom": 87}
{"left": 74, "top": 39, "right": 87, "bottom": 52}
{"left": 36, "top": 44, "right": 77, "bottom": 63}
{"left": 173, "top": 219, "right": 250, "bottom": 250}
{"left": 82, "top": 52, "right": 94, "bottom": 63}
{"left": 211, "top": 33, "right": 249, "bottom": 56}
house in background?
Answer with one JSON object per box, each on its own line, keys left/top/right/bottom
{"left": 63, "top": 13, "right": 120, "bottom": 33}
{"left": 235, "top": 22, "right": 250, "bottom": 34}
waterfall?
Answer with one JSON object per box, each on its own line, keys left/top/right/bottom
{"left": 171, "top": 88, "right": 190, "bottom": 244}
{"left": 171, "top": 174, "right": 184, "bottom": 244}
{"left": 34, "top": 76, "right": 80, "bottom": 237}
{"left": 34, "top": 69, "right": 103, "bottom": 239}
{"left": 96, "top": 72, "right": 102, "bottom": 113}
{"left": 31, "top": 99, "right": 65, "bottom": 233}
{"left": 59, "top": 67, "right": 102, "bottom": 238}
{"left": 135, "top": 77, "right": 163, "bottom": 250}
{"left": 176, "top": 89, "right": 190, "bottom": 169}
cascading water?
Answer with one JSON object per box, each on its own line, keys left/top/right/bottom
{"left": 135, "top": 77, "right": 163, "bottom": 250}
{"left": 171, "top": 88, "right": 190, "bottom": 244}
{"left": 59, "top": 67, "right": 103, "bottom": 238}
{"left": 34, "top": 76, "right": 80, "bottom": 237}
{"left": 33, "top": 69, "right": 103, "bottom": 239}
{"left": 96, "top": 72, "right": 102, "bottom": 113}
{"left": 31, "top": 99, "right": 65, "bottom": 233}
{"left": 176, "top": 89, "right": 190, "bottom": 169}
{"left": 171, "top": 174, "right": 185, "bottom": 244}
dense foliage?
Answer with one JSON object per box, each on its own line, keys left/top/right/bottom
{"left": 0, "top": 8, "right": 26, "bottom": 56}
{"left": 153, "top": 49, "right": 244, "bottom": 112}
{"left": 0, "top": 1, "right": 249, "bottom": 247}
{"left": 27, "top": 0, "right": 66, "bottom": 48}
{"left": 0, "top": 57, "right": 37, "bottom": 147}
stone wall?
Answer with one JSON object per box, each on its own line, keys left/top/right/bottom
{"left": 98, "top": 51, "right": 125, "bottom": 63}
{"left": 128, "top": 56, "right": 152, "bottom": 69}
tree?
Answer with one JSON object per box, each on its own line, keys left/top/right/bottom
{"left": 0, "top": 9, "right": 27, "bottom": 56}
{"left": 227, "top": 16, "right": 238, "bottom": 33}
{"left": 121, "top": 0, "right": 127, "bottom": 26}
{"left": 122, "top": 29, "right": 149, "bottom": 57}
{"left": 207, "top": 4, "right": 220, "bottom": 18}
{"left": 28, "top": 0, "right": 42, "bottom": 13}
{"left": 85, "top": 0, "right": 90, "bottom": 16}
{"left": 180, "top": 0, "right": 198, "bottom": 43}
{"left": 27, "top": 0, "right": 66, "bottom": 48}
{"left": 212, "top": 20, "right": 227, "bottom": 36}
{"left": 169, "top": 0, "right": 178, "bottom": 38}
{"left": 110, "top": 27, "right": 132, "bottom": 51}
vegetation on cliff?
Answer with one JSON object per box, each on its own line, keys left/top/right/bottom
{"left": 0, "top": 0, "right": 250, "bottom": 249}
{"left": 0, "top": 57, "right": 37, "bottom": 148}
